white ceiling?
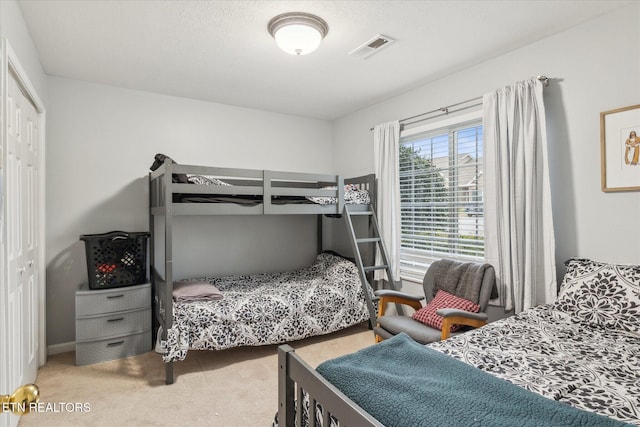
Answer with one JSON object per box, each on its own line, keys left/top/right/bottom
{"left": 18, "top": 0, "right": 631, "bottom": 120}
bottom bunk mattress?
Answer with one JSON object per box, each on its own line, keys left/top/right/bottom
{"left": 162, "top": 253, "right": 371, "bottom": 362}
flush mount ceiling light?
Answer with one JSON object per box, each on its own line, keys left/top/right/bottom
{"left": 268, "top": 12, "right": 329, "bottom": 56}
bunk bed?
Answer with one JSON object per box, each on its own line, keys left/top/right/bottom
{"left": 276, "top": 258, "right": 640, "bottom": 427}
{"left": 148, "top": 157, "right": 379, "bottom": 384}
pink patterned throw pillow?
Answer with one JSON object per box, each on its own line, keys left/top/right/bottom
{"left": 412, "top": 290, "right": 480, "bottom": 332}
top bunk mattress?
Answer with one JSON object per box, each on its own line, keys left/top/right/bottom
{"left": 176, "top": 175, "right": 371, "bottom": 206}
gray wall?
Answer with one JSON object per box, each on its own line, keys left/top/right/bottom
{"left": 45, "top": 76, "right": 333, "bottom": 346}
{"left": 331, "top": 3, "right": 640, "bottom": 317}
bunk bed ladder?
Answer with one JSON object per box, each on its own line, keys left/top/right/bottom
{"left": 343, "top": 205, "right": 400, "bottom": 330}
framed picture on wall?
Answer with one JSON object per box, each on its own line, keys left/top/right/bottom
{"left": 600, "top": 104, "right": 640, "bottom": 192}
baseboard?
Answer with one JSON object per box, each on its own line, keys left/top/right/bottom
{"left": 47, "top": 341, "right": 75, "bottom": 355}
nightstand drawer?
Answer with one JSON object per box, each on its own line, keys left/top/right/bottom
{"left": 76, "top": 308, "right": 151, "bottom": 341}
{"left": 76, "top": 283, "right": 150, "bottom": 316}
{"left": 75, "top": 331, "right": 151, "bottom": 366}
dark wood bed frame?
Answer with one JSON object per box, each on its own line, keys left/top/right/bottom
{"left": 148, "top": 158, "right": 378, "bottom": 384}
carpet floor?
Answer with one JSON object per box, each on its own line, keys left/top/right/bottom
{"left": 18, "top": 323, "right": 373, "bottom": 427}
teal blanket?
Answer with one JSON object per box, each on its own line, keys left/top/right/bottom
{"left": 316, "top": 333, "right": 630, "bottom": 427}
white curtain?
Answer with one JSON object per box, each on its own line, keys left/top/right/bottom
{"left": 483, "top": 79, "right": 557, "bottom": 313}
{"left": 373, "top": 120, "right": 401, "bottom": 283}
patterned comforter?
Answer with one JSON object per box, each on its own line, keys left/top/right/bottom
{"left": 429, "top": 305, "right": 640, "bottom": 425}
{"left": 162, "top": 253, "right": 370, "bottom": 362}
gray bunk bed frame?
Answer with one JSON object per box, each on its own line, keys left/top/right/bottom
{"left": 148, "top": 158, "right": 377, "bottom": 384}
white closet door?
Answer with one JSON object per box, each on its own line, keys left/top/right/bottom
{"left": 3, "top": 68, "right": 39, "bottom": 427}
{"left": 18, "top": 68, "right": 39, "bottom": 384}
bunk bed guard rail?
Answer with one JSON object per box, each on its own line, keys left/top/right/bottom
{"left": 149, "top": 159, "right": 348, "bottom": 216}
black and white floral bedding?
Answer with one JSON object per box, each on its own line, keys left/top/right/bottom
{"left": 187, "top": 174, "right": 233, "bottom": 187}
{"left": 429, "top": 305, "right": 640, "bottom": 425}
{"left": 161, "top": 253, "right": 371, "bottom": 362}
{"left": 305, "top": 184, "right": 370, "bottom": 205}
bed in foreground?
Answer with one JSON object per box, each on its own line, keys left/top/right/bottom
{"left": 276, "top": 258, "right": 640, "bottom": 426}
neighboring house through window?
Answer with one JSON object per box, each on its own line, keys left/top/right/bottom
{"left": 399, "top": 111, "right": 484, "bottom": 282}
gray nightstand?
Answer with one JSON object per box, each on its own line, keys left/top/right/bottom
{"left": 75, "top": 283, "right": 152, "bottom": 365}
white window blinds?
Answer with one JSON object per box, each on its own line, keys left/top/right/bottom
{"left": 399, "top": 117, "right": 484, "bottom": 281}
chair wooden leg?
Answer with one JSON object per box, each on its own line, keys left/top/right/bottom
{"left": 440, "top": 320, "right": 451, "bottom": 340}
{"left": 375, "top": 297, "right": 385, "bottom": 344}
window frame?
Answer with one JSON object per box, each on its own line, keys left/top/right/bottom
{"left": 398, "top": 110, "right": 484, "bottom": 283}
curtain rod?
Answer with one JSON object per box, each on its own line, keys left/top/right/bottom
{"left": 370, "top": 75, "right": 550, "bottom": 131}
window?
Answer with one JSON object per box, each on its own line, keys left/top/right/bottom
{"left": 399, "top": 113, "right": 484, "bottom": 281}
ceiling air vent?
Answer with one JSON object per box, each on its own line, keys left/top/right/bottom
{"left": 348, "top": 34, "right": 395, "bottom": 59}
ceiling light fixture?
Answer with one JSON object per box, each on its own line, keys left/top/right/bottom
{"left": 268, "top": 12, "right": 329, "bottom": 56}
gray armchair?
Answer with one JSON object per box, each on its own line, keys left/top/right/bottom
{"left": 373, "top": 260, "right": 496, "bottom": 344}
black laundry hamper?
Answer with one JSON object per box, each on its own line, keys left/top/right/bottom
{"left": 80, "top": 231, "right": 150, "bottom": 289}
